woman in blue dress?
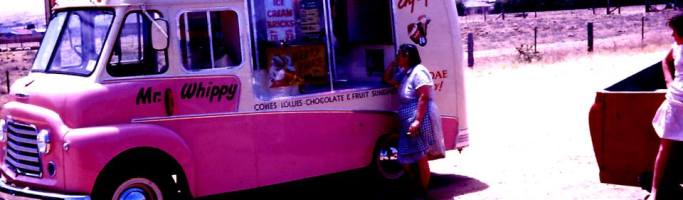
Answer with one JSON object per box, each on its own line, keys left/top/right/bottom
{"left": 384, "top": 44, "right": 441, "bottom": 198}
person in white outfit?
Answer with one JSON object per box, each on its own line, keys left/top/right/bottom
{"left": 651, "top": 12, "right": 683, "bottom": 200}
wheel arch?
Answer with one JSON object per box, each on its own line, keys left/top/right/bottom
{"left": 63, "top": 124, "right": 195, "bottom": 197}
{"left": 92, "top": 147, "right": 192, "bottom": 199}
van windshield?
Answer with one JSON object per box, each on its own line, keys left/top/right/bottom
{"left": 32, "top": 9, "right": 115, "bottom": 76}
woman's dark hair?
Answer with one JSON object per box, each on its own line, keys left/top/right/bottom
{"left": 669, "top": 13, "right": 683, "bottom": 36}
{"left": 398, "top": 44, "right": 422, "bottom": 68}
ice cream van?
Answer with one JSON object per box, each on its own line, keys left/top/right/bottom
{"left": 0, "top": 0, "right": 468, "bottom": 198}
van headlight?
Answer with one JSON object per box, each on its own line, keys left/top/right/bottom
{"left": 0, "top": 119, "right": 6, "bottom": 142}
{"left": 37, "top": 129, "right": 50, "bottom": 154}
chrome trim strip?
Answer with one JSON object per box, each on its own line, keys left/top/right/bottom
{"left": 207, "top": 11, "right": 216, "bottom": 68}
{"left": 7, "top": 142, "right": 38, "bottom": 154}
{"left": 7, "top": 125, "right": 37, "bottom": 137}
{"left": 441, "top": 115, "right": 459, "bottom": 120}
{"left": 0, "top": 179, "right": 90, "bottom": 200}
{"left": 4, "top": 156, "right": 40, "bottom": 172}
{"left": 132, "top": 109, "right": 398, "bottom": 123}
{"left": 8, "top": 134, "right": 37, "bottom": 145}
{"left": 6, "top": 149, "right": 39, "bottom": 163}
{"left": 183, "top": 13, "right": 192, "bottom": 67}
{"left": 7, "top": 120, "right": 33, "bottom": 129}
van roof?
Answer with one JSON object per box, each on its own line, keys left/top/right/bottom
{"left": 55, "top": 0, "right": 237, "bottom": 8}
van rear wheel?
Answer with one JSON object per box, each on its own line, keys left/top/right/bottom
{"left": 372, "top": 134, "right": 405, "bottom": 181}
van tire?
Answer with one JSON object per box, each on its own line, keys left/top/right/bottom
{"left": 93, "top": 167, "right": 178, "bottom": 200}
{"left": 371, "top": 134, "right": 405, "bottom": 182}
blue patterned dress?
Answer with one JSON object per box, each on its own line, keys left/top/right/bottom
{"left": 395, "top": 64, "right": 436, "bottom": 164}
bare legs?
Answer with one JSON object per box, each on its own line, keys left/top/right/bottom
{"left": 403, "top": 156, "right": 431, "bottom": 199}
{"left": 652, "top": 139, "right": 683, "bottom": 200}
{"left": 417, "top": 157, "right": 431, "bottom": 191}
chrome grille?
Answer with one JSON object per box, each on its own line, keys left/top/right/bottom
{"left": 4, "top": 121, "right": 41, "bottom": 177}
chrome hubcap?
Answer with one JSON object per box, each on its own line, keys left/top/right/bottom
{"left": 119, "top": 188, "right": 148, "bottom": 200}
{"left": 114, "top": 178, "right": 163, "bottom": 200}
{"left": 377, "top": 146, "right": 404, "bottom": 179}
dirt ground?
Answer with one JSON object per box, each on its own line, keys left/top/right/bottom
{"left": 424, "top": 46, "right": 669, "bottom": 199}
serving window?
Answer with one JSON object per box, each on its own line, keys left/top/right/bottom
{"left": 250, "top": 0, "right": 394, "bottom": 100}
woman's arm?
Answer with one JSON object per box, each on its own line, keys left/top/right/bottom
{"left": 383, "top": 61, "right": 400, "bottom": 88}
{"left": 408, "top": 85, "right": 432, "bottom": 136}
{"left": 663, "top": 49, "right": 675, "bottom": 88}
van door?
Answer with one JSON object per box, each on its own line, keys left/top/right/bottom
{"left": 103, "top": 7, "right": 257, "bottom": 196}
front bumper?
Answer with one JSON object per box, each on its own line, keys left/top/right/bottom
{"left": 0, "top": 179, "right": 89, "bottom": 200}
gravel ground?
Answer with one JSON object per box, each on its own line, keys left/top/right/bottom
{"left": 426, "top": 47, "right": 670, "bottom": 199}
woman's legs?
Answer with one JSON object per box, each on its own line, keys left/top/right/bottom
{"left": 417, "top": 156, "right": 431, "bottom": 191}
{"left": 401, "top": 155, "right": 431, "bottom": 198}
{"left": 652, "top": 139, "right": 683, "bottom": 200}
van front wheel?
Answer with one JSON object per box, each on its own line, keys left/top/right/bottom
{"left": 94, "top": 169, "right": 177, "bottom": 200}
{"left": 113, "top": 177, "right": 164, "bottom": 200}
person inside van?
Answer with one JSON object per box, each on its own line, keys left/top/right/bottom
{"left": 384, "top": 44, "right": 442, "bottom": 199}
{"left": 651, "top": 12, "right": 683, "bottom": 200}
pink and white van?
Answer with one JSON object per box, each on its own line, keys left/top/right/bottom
{"left": 0, "top": 0, "right": 468, "bottom": 199}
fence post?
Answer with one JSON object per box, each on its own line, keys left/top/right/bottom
{"left": 642, "top": 16, "right": 645, "bottom": 42}
{"left": 467, "top": 33, "right": 474, "bottom": 68}
{"left": 587, "top": 22, "right": 594, "bottom": 52}
{"left": 5, "top": 71, "right": 9, "bottom": 94}
{"left": 534, "top": 27, "right": 538, "bottom": 52}
{"left": 607, "top": 0, "right": 612, "bottom": 15}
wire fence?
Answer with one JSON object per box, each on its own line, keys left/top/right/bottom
{"left": 462, "top": 5, "right": 678, "bottom": 67}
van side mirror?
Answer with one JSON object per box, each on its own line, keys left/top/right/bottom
{"left": 151, "top": 19, "right": 169, "bottom": 51}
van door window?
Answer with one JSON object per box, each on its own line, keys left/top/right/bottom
{"left": 249, "top": 0, "right": 332, "bottom": 100}
{"left": 179, "top": 10, "right": 242, "bottom": 70}
{"left": 107, "top": 11, "right": 168, "bottom": 77}
{"left": 330, "top": 0, "right": 394, "bottom": 90}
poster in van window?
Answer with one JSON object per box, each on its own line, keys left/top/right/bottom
{"left": 299, "top": 0, "right": 323, "bottom": 40}
{"left": 266, "top": 45, "right": 328, "bottom": 86}
{"left": 266, "top": 0, "right": 296, "bottom": 42}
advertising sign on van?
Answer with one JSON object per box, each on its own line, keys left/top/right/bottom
{"left": 266, "top": 0, "right": 296, "bottom": 41}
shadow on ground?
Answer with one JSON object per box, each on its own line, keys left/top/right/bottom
{"left": 429, "top": 172, "right": 489, "bottom": 199}
{"left": 200, "top": 170, "right": 488, "bottom": 200}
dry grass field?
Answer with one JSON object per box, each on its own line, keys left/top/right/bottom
{"left": 0, "top": 50, "right": 34, "bottom": 94}
{"left": 461, "top": 5, "right": 678, "bottom": 67}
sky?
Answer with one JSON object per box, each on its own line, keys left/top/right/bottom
{"left": 0, "top": 0, "right": 45, "bottom": 18}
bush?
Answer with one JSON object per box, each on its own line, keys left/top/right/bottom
{"left": 516, "top": 44, "right": 542, "bottom": 62}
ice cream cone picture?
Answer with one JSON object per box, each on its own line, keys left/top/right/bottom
{"left": 408, "top": 15, "right": 431, "bottom": 47}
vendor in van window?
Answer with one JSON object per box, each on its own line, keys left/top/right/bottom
{"left": 383, "top": 44, "right": 444, "bottom": 199}
{"left": 269, "top": 54, "right": 302, "bottom": 88}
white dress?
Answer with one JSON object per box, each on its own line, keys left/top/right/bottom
{"left": 653, "top": 43, "right": 683, "bottom": 141}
